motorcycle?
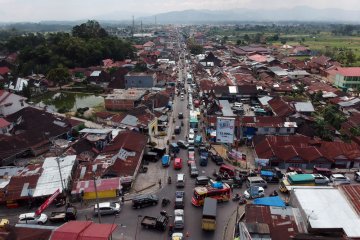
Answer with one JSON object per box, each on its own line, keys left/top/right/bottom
{"left": 168, "top": 176, "right": 172, "bottom": 184}
{"left": 239, "top": 197, "right": 247, "bottom": 205}
{"left": 162, "top": 198, "right": 171, "bottom": 207}
{"left": 232, "top": 194, "right": 241, "bottom": 201}
{"left": 270, "top": 190, "right": 278, "bottom": 197}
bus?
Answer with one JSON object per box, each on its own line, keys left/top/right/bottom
{"left": 279, "top": 173, "right": 315, "bottom": 193}
{"left": 202, "top": 198, "right": 217, "bottom": 231}
{"left": 189, "top": 117, "right": 198, "bottom": 132}
{"left": 191, "top": 182, "right": 231, "bottom": 206}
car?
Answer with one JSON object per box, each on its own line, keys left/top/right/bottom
{"left": 313, "top": 174, "right": 330, "bottom": 185}
{"left": 189, "top": 163, "right": 199, "bottom": 178}
{"left": 0, "top": 219, "right": 9, "bottom": 228}
{"left": 250, "top": 106, "right": 261, "bottom": 111}
{"left": 174, "top": 158, "right": 183, "bottom": 170}
{"left": 177, "top": 140, "right": 189, "bottom": 149}
{"left": 210, "top": 153, "right": 224, "bottom": 165}
{"left": 176, "top": 173, "right": 185, "bottom": 188}
{"left": 195, "top": 176, "right": 210, "bottom": 186}
{"left": 132, "top": 194, "right": 159, "bottom": 209}
{"left": 174, "top": 126, "right": 181, "bottom": 135}
{"left": 173, "top": 209, "right": 184, "bottom": 229}
{"left": 189, "top": 128, "right": 195, "bottom": 134}
{"left": 188, "top": 133, "right": 195, "bottom": 144}
{"left": 18, "top": 213, "right": 48, "bottom": 225}
{"left": 171, "top": 232, "right": 184, "bottom": 240}
{"left": 244, "top": 186, "right": 265, "bottom": 199}
{"left": 175, "top": 191, "right": 185, "bottom": 209}
{"left": 330, "top": 174, "right": 351, "bottom": 185}
{"left": 180, "top": 95, "right": 184, "bottom": 101}
{"left": 94, "top": 202, "right": 121, "bottom": 216}
{"left": 187, "top": 146, "right": 195, "bottom": 165}
{"left": 178, "top": 112, "right": 184, "bottom": 119}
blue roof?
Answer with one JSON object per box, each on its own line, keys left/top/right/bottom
{"left": 253, "top": 196, "right": 285, "bottom": 207}
{"left": 260, "top": 170, "right": 274, "bottom": 177}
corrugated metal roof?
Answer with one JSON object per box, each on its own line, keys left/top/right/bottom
{"left": 51, "top": 221, "right": 92, "bottom": 240}
{"left": 78, "top": 223, "right": 117, "bottom": 240}
{"left": 33, "top": 155, "right": 76, "bottom": 197}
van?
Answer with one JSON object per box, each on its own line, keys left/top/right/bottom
{"left": 313, "top": 167, "right": 332, "bottom": 178}
{"left": 195, "top": 176, "right": 210, "bottom": 186}
{"left": 161, "top": 155, "right": 170, "bottom": 167}
{"left": 174, "top": 126, "right": 181, "bottom": 135}
{"left": 143, "top": 152, "right": 158, "bottom": 162}
{"left": 176, "top": 173, "right": 185, "bottom": 188}
{"left": 246, "top": 176, "right": 267, "bottom": 188}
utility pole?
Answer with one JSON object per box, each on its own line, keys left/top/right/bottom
{"left": 132, "top": 15, "right": 135, "bottom": 36}
{"left": 141, "top": 20, "right": 143, "bottom": 33}
{"left": 93, "top": 173, "right": 102, "bottom": 223}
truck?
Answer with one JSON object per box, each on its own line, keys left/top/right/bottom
{"left": 202, "top": 198, "right": 217, "bottom": 231}
{"left": 49, "top": 206, "right": 77, "bottom": 223}
{"left": 141, "top": 211, "right": 169, "bottom": 231}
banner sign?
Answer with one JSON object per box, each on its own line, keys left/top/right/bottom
{"left": 35, "top": 189, "right": 60, "bottom": 216}
{"left": 216, "top": 117, "right": 235, "bottom": 144}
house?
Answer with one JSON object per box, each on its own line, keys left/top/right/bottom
{"left": 334, "top": 67, "right": 360, "bottom": 90}
{"left": 8, "top": 77, "right": 29, "bottom": 92}
{"left": 143, "top": 41, "right": 155, "bottom": 51}
{"left": 0, "top": 90, "right": 27, "bottom": 116}
{"left": 254, "top": 135, "right": 360, "bottom": 169}
{"left": 268, "top": 98, "right": 295, "bottom": 117}
{"left": 124, "top": 71, "right": 157, "bottom": 88}
{"left": 87, "top": 70, "right": 111, "bottom": 87}
{"left": 100, "top": 131, "right": 148, "bottom": 187}
{"left": 292, "top": 46, "right": 311, "bottom": 56}
{"left": 108, "top": 67, "right": 130, "bottom": 89}
{"left": 0, "top": 107, "right": 82, "bottom": 166}
{"left": 71, "top": 177, "right": 122, "bottom": 200}
{"left": 199, "top": 52, "right": 222, "bottom": 68}
{"left": 32, "top": 155, "right": 77, "bottom": 198}
{"left": 294, "top": 101, "right": 315, "bottom": 115}
{"left": 104, "top": 89, "right": 147, "bottom": 111}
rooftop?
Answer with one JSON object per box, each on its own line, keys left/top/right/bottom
{"left": 105, "top": 89, "right": 147, "bottom": 101}
{"left": 293, "top": 187, "right": 360, "bottom": 237}
{"left": 337, "top": 67, "right": 360, "bottom": 77}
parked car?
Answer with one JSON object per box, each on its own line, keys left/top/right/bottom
{"left": 190, "top": 163, "right": 199, "bottom": 178}
{"left": 313, "top": 174, "right": 330, "bottom": 185}
{"left": 94, "top": 202, "right": 121, "bottom": 216}
{"left": 132, "top": 194, "right": 159, "bottom": 209}
{"left": 18, "top": 213, "right": 48, "bottom": 225}
{"left": 330, "top": 174, "right": 351, "bottom": 185}
{"left": 244, "top": 186, "right": 265, "bottom": 199}
{"left": 178, "top": 112, "right": 184, "bottom": 119}
{"left": 313, "top": 167, "right": 332, "bottom": 178}
{"left": 195, "top": 176, "right": 210, "bottom": 186}
{"left": 177, "top": 140, "right": 189, "bottom": 149}
{"left": 175, "top": 191, "right": 185, "bottom": 209}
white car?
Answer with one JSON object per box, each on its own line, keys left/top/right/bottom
{"left": 188, "top": 133, "right": 195, "bottom": 144}
{"left": 244, "top": 187, "right": 265, "bottom": 199}
{"left": 174, "top": 209, "right": 184, "bottom": 229}
{"left": 330, "top": 174, "right": 351, "bottom": 185}
{"left": 94, "top": 202, "right": 121, "bottom": 215}
{"left": 313, "top": 174, "right": 330, "bottom": 185}
{"left": 171, "top": 232, "right": 184, "bottom": 240}
{"left": 18, "top": 213, "right": 48, "bottom": 225}
{"left": 180, "top": 95, "right": 184, "bottom": 101}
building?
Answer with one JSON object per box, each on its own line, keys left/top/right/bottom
{"left": 104, "top": 89, "right": 147, "bottom": 111}
{"left": 0, "top": 90, "right": 28, "bottom": 116}
{"left": 71, "top": 177, "right": 122, "bottom": 200}
{"left": 124, "top": 72, "right": 157, "bottom": 88}
{"left": 334, "top": 67, "right": 360, "bottom": 89}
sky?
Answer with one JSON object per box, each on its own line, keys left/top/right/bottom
{"left": 0, "top": 0, "right": 359, "bottom": 22}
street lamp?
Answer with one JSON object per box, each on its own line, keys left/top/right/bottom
{"left": 135, "top": 214, "right": 142, "bottom": 240}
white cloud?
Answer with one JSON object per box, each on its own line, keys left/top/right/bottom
{"left": 0, "top": 0, "right": 359, "bottom": 21}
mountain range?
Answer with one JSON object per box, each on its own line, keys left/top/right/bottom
{"left": 139, "top": 6, "right": 360, "bottom": 23}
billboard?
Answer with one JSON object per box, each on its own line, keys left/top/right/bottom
{"left": 216, "top": 117, "right": 235, "bottom": 144}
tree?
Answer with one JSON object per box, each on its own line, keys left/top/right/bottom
{"left": 280, "top": 39, "right": 287, "bottom": 45}
{"left": 243, "top": 34, "right": 250, "bottom": 43}
{"left": 21, "top": 84, "right": 31, "bottom": 99}
{"left": 47, "top": 67, "right": 71, "bottom": 87}
{"left": 72, "top": 20, "right": 108, "bottom": 39}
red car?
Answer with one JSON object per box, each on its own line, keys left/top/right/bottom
{"left": 187, "top": 152, "right": 195, "bottom": 166}
{"left": 174, "top": 158, "right": 183, "bottom": 170}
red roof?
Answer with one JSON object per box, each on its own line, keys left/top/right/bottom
{"left": 268, "top": 98, "right": 294, "bottom": 117}
{"left": 248, "top": 54, "right": 267, "bottom": 63}
{"left": 0, "top": 66, "right": 10, "bottom": 75}
{"left": 4, "top": 174, "right": 41, "bottom": 201}
{"left": 337, "top": 67, "right": 360, "bottom": 77}
{"left": 78, "top": 223, "right": 117, "bottom": 240}
{"left": 72, "top": 177, "right": 121, "bottom": 194}
{"left": 51, "top": 221, "right": 93, "bottom": 240}
{"left": 0, "top": 118, "right": 10, "bottom": 128}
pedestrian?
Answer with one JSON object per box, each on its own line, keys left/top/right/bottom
{"left": 121, "top": 196, "right": 125, "bottom": 204}
{"left": 158, "top": 179, "right": 162, "bottom": 189}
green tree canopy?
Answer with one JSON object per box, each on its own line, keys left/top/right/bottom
{"left": 46, "top": 67, "right": 71, "bottom": 87}
{"left": 72, "top": 20, "right": 108, "bottom": 39}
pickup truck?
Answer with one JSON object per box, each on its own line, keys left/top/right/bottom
{"left": 141, "top": 211, "right": 169, "bottom": 231}
{"left": 49, "top": 206, "right": 77, "bottom": 223}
